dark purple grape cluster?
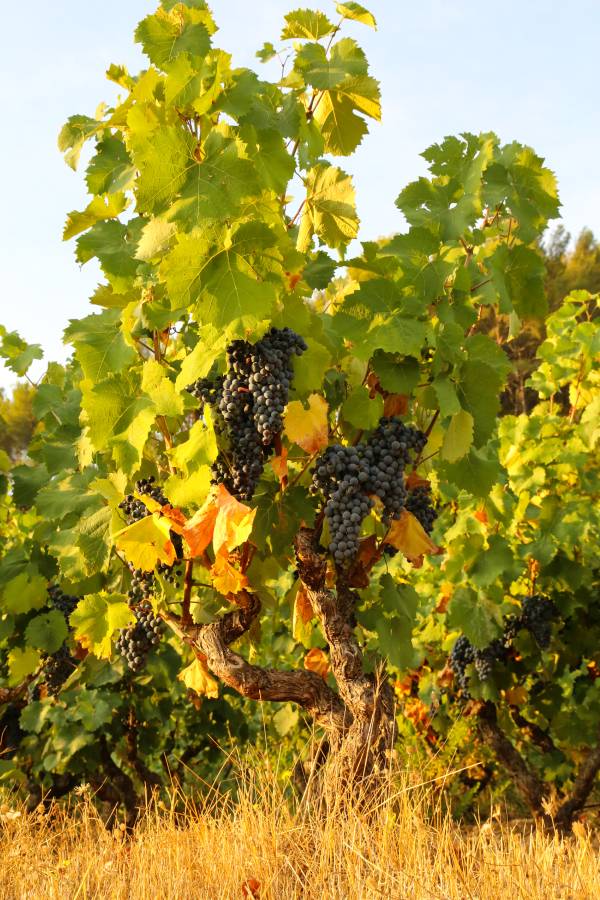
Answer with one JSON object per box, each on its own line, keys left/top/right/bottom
{"left": 47, "top": 584, "right": 78, "bottom": 619}
{"left": 521, "top": 595, "right": 555, "bottom": 649}
{"left": 119, "top": 476, "right": 168, "bottom": 523}
{"left": 405, "top": 486, "right": 437, "bottom": 534}
{"left": 44, "top": 644, "right": 76, "bottom": 696}
{"left": 249, "top": 327, "right": 307, "bottom": 444}
{"left": 187, "top": 328, "right": 307, "bottom": 500}
{"left": 128, "top": 566, "right": 155, "bottom": 606}
{"left": 449, "top": 595, "right": 557, "bottom": 696}
{"left": 116, "top": 604, "right": 165, "bottom": 672}
{"left": 311, "top": 418, "right": 427, "bottom": 567}
{"left": 449, "top": 635, "right": 475, "bottom": 695}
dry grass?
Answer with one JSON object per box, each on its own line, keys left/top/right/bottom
{"left": 1, "top": 755, "right": 598, "bottom": 900}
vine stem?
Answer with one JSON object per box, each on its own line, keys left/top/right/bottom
{"left": 182, "top": 560, "right": 194, "bottom": 627}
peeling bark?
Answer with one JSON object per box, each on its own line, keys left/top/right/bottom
{"left": 294, "top": 527, "right": 396, "bottom": 780}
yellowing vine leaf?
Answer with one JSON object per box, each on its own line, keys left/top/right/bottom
{"left": 183, "top": 497, "right": 218, "bottom": 557}
{"left": 284, "top": 393, "right": 329, "bottom": 453}
{"left": 115, "top": 514, "right": 176, "bottom": 571}
{"left": 212, "top": 484, "right": 256, "bottom": 555}
{"left": 304, "top": 647, "right": 330, "bottom": 680}
{"left": 211, "top": 552, "right": 248, "bottom": 595}
{"left": 178, "top": 657, "right": 219, "bottom": 699}
{"left": 386, "top": 510, "right": 441, "bottom": 568}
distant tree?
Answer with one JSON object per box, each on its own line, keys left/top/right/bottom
{"left": 0, "top": 383, "right": 36, "bottom": 460}
{"left": 544, "top": 226, "right": 600, "bottom": 307}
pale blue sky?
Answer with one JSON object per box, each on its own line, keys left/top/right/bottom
{"left": 1, "top": 0, "right": 599, "bottom": 390}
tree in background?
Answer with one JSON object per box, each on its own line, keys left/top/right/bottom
{"left": 0, "top": 384, "right": 36, "bottom": 461}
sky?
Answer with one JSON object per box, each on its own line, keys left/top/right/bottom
{"left": 1, "top": 0, "right": 599, "bottom": 391}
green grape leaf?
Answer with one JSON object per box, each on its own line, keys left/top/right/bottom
{"left": 468, "top": 535, "right": 519, "bottom": 589}
{"left": 341, "top": 384, "right": 383, "bottom": 429}
{"left": 129, "top": 124, "right": 195, "bottom": 215}
{"left": 440, "top": 445, "right": 501, "bottom": 498}
{"left": 0, "top": 327, "right": 43, "bottom": 376}
{"left": 169, "top": 417, "right": 218, "bottom": 475}
{"left": 281, "top": 9, "right": 335, "bottom": 39}
{"left": 303, "top": 251, "right": 337, "bottom": 289}
{"left": 85, "top": 136, "right": 136, "bottom": 195}
{"left": 57, "top": 114, "right": 99, "bottom": 169}
{"left": 76, "top": 507, "right": 113, "bottom": 576}
{"left": 295, "top": 38, "right": 368, "bottom": 90}
{"left": 448, "top": 587, "right": 502, "bottom": 649}
{"left": 336, "top": 2, "right": 377, "bottom": 28}
{"left": 63, "top": 193, "right": 129, "bottom": 241}
{"left": 64, "top": 309, "right": 136, "bottom": 381}
{"left": 76, "top": 220, "right": 141, "bottom": 292}
{"left": 135, "top": 7, "right": 212, "bottom": 69}
{"left": 441, "top": 409, "right": 474, "bottom": 462}
{"left": 297, "top": 163, "right": 358, "bottom": 253}
{"left": 70, "top": 593, "right": 133, "bottom": 660}
{"left": 2, "top": 572, "right": 48, "bottom": 615}
{"left": 25, "top": 611, "right": 69, "bottom": 655}
{"left": 141, "top": 359, "right": 184, "bottom": 416}
{"left": 165, "top": 467, "right": 212, "bottom": 508}
{"left": 8, "top": 647, "right": 41, "bottom": 686}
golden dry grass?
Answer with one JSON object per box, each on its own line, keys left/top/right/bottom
{"left": 1, "top": 757, "right": 598, "bottom": 900}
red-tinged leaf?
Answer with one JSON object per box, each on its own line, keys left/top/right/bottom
{"left": 406, "top": 471, "right": 431, "bottom": 491}
{"left": 304, "top": 647, "right": 329, "bottom": 680}
{"left": 284, "top": 393, "right": 329, "bottom": 453}
{"left": 474, "top": 507, "right": 488, "bottom": 524}
{"left": 383, "top": 393, "right": 409, "bottom": 417}
{"left": 386, "top": 509, "right": 442, "bottom": 567}
{"left": 183, "top": 498, "right": 218, "bottom": 558}
{"left": 271, "top": 446, "right": 288, "bottom": 484}
{"left": 295, "top": 584, "right": 315, "bottom": 624}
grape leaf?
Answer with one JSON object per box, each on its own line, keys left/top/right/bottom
{"left": 70, "top": 593, "right": 133, "bottom": 659}
{"left": 25, "top": 611, "right": 69, "bottom": 655}
{"left": 284, "top": 394, "right": 329, "bottom": 453}
{"left": 178, "top": 657, "right": 219, "bottom": 698}
{"left": 114, "top": 514, "right": 176, "bottom": 571}
{"left": 297, "top": 163, "right": 359, "bottom": 253}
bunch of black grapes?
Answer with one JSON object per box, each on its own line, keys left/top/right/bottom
{"left": 116, "top": 604, "right": 165, "bottom": 673}
{"left": 187, "top": 327, "right": 307, "bottom": 500}
{"left": 311, "top": 418, "right": 428, "bottom": 567}
{"left": 42, "top": 585, "right": 80, "bottom": 696}
{"left": 449, "top": 595, "right": 558, "bottom": 697}
{"left": 406, "top": 486, "right": 437, "bottom": 534}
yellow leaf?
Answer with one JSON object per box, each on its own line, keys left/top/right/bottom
{"left": 304, "top": 647, "right": 329, "bottom": 680}
{"left": 386, "top": 510, "right": 441, "bottom": 567}
{"left": 284, "top": 393, "right": 329, "bottom": 453}
{"left": 114, "top": 513, "right": 176, "bottom": 571}
{"left": 183, "top": 496, "right": 218, "bottom": 557}
{"left": 178, "top": 657, "right": 219, "bottom": 699}
{"left": 212, "top": 484, "right": 256, "bottom": 555}
{"left": 503, "top": 686, "right": 528, "bottom": 706}
{"left": 211, "top": 552, "right": 248, "bottom": 596}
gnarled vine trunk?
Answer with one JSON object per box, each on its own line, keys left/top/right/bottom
{"left": 172, "top": 526, "right": 396, "bottom": 794}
